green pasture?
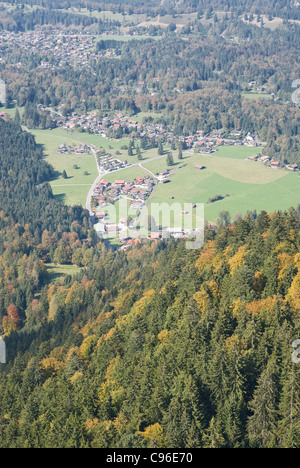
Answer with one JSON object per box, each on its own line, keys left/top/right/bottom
{"left": 46, "top": 263, "right": 83, "bottom": 283}
{"left": 28, "top": 127, "right": 299, "bottom": 226}
{"left": 30, "top": 129, "right": 98, "bottom": 206}
{"left": 143, "top": 153, "right": 300, "bottom": 224}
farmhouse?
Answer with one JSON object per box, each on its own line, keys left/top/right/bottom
{"left": 271, "top": 161, "right": 280, "bottom": 169}
{"left": 105, "top": 224, "right": 120, "bottom": 233}
{"left": 286, "top": 163, "right": 298, "bottom": 171}
{"left": 258, "top": 155, "right": 270, "bottom": 163}
{"left": 166, "top": 228, "right": 185, "bottom": 238}
{"left": 201, "top": 147, "right": 213, "bottom": 154}
{"left": 95, "top": 211, "right": 107, "bottom": 219}
{"left": 99, "top": 179, "right": 110, "bottom": 187}
{"left": 247, "top": 155, "right": 258, "bottom": 161}
{"left": 149, "top": 232, "right": 162, "bottom": 240}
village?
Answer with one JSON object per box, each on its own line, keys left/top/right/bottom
{"left": 91, "top": 175, "right": 155, "bottom": 243}
{"left": 38, "top": 102, "right": 267, "bottom": 151}
{"left": 246, "top": 152, "right": 299, "bottom": 171}
{"left": 57, "top": 141, "right": 91, "bottom": 154}
{"left": 0, "top": 29, "right": 115, "bottom": 69}
{"left": 51, "top": 108, "right": 300, "bottom": 173}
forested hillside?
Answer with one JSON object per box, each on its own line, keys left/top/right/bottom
{"left": 0, "top": 118, "right": 95, "bottom": 332}
{"left": 2, "top": 14, "right": 299, "bottom": 164}
{"left": 0, "top": 119, "right": 299, "bottom": 448}
{"left": 2, "top": 0, "right": 300, "bottom": 19}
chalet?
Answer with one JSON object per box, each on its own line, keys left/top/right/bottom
{"left": 114, "top": 180, "right": 125, "bottom": 186}
{"left": 166, "top": 228, "right": 184, "bottom": 238}
{"left": 149, "top": 232, "right": 162, "bottom": 240}
{"left": 122, "top": 185, "right": 132, "bottom": 194}
{"left": 201, "top": 147, "right": 213, "bottom": 154}
{"left": 127, "top": 238, "right": 142, "bottom": 246}
{"left": 95, "top": 211, "right": 107, "bottom": 219}
{"left": 128, "top": 187, "right": 138, "bottom": 194}
{"left": 286, "top": 163, "right": 298, "bottom": 171}
{"left": 210, "top": 130, "right": 224, "bottom": 138}
{"left": 105, "top": 225, "right": 120, "bottom": 233}
{"left": 271, "top": 161, "right": 280, "bottom": 168}
{"left": 246, "top": 132, "right": 256, "bottom": 142}
{"left": 99, "top": 179, "right": 110, "bottom": 187}
{"left": 138, "top": 191, "right": 148, "bottom": 200}
{"left": 230, "top": 130, "right": 243, "bottom": 137}
{"left": 258, "top": 155, "right": 270, "bottom": 163}
{"left": 131, "top": 201, "right": 144, "bottom": 210}
{"left": 135, "top": 176, "right": 145, "bottom": 185}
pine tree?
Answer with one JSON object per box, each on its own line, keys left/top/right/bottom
{"left": 202, "top": 417, "right": 226, "bottom": 448}
{"left": 128, "top": 141, "right": 133, "bottom": 157}
{"left": 14, "top": 108, "right": 21, "bottom": 125}
{"left": 166, "top": 152, "right": 174, "bottom": 166}
{"left": 278, "top": 363, "right": 300, "bottom": 447}
{"left": 247, "top": 359, "right": 279, "bottom": 448}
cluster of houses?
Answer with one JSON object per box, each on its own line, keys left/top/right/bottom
{"left": 39, "top": 107, "right": 168, "bottom": 140}
{"left": 190, "top": 130, "right": 262, "bottom": 154}
{"left": 247, "top": 153, "right": 299, "bottom": 171}
{"left": 57, "top": 142, "right": 90, "bottom": 154}
{"left": 0, "top": 30, "right": 110, "bottom": 70}
{"left": 92, "top": 176, "right": 158, "bottom": 244}
{"left": 36, "top": 96, "right": 268, "bottom": 159}
{"left": 92, "top": 176, "right": 155, "bottom": 217}
{"left": 97, "top": 154, "right": 130, "bottom": 172}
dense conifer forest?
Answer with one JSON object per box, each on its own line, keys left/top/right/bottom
{"left": 0, "top": 118, "right": 300, "bottom": 448}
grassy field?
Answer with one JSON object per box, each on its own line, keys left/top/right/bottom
{"left": 28, "top": 127, "right": 299, "bottom": 227}
{"left": 133, "top": 112, "right": 163, "bottom": 124}
{"left": 2, "top": 106, "right": 25, "bottom": 118}
{"left": 46, "top": 263, "right": 83, "bottom": 283}
{"left": 143, "top": 152, "right": 300, "bottom": 224}
{"left": 31, "top": 129, "right": 99, "bottom": 206}
{"left": 29, "top": 127, "right": 171, "bottom": 206}
{"left": 105, "top": 165, "right": 148, "bottom": 183}
{"left": 206, "top": 145, "right": 263, "bottom": 160}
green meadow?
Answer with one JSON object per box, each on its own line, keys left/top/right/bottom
{"left": 144, "top": 152, "right": 300, "bottom": 224}
{"left": 30, "top": 129, "right": 99, "bottom": 206}
{"left": 45, "top": 263, "right": 83, "bottom": 284}
{"left": 28, "top": 127, "right": 299, "bottom": 226}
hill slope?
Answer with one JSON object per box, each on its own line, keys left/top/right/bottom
{"left": 1, "top": 207, "right": 300, "bottom": 447}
